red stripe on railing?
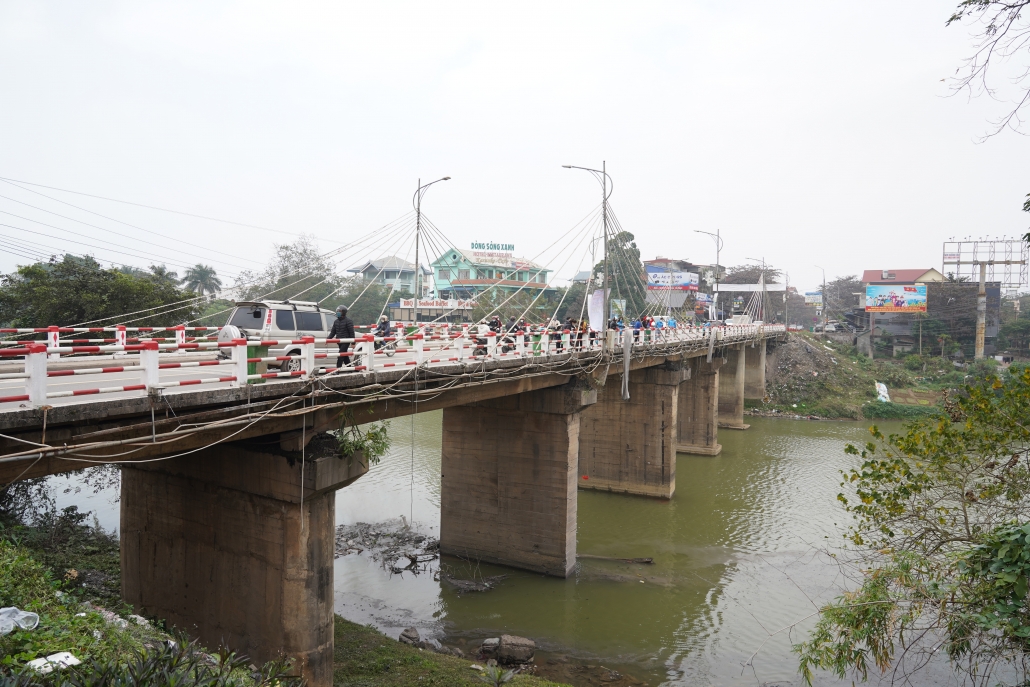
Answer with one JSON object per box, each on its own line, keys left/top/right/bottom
{"left": 0, "top": 394, "right": 29, "bottom": 403}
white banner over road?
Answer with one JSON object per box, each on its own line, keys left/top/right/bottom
{"left": 713, "top": 283, "right": 787, "bottom": 292}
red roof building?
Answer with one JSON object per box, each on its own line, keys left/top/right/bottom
{"left": 861, "top": 268, "right": 944, "bottom": 285}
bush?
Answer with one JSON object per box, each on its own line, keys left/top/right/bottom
{"left": 861, "top": 401, "right": 942, "bottom": 420}
{"left": 810, "top": 400, "right": 861, "bottom": 419}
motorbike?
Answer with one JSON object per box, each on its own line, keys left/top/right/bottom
{"left": 374, "top": 335, "right": 397, "bottom": 357}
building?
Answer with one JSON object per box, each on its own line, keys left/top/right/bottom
{"left": 857, "top": 267, "right": 1001, "bottom": 358}
{"left": 432, "top": 247, "right": 552, "bottom": 299}
{"left": 346, "top": 256, "right": 431, "bottom": 296}
{"left": 642, "top": 258, "right": 713, "bottom": 311}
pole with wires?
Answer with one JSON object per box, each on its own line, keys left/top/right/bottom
{"left": 563, "top": 163, "right": 614, "bottom": 344}
{"left": 412, "top": 176, "right": 451, "bottom": 319}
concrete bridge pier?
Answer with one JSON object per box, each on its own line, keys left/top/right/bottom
{"left": 577, "top": 362, "right": 687, "bottom": 499}
{"left": 439, "top": 382, "right": 597, "bottom": 577}
{"left": 120, "top": 441, "right": 368, "bottom": 687}
{"left": 718, "top": 345, "right": 750, "bottom": 430}
{"left": 744, "top": 340, "right": 767, "bottom": 400}
{"left": 676, "top": 357, "right": 724, "bottom": 455}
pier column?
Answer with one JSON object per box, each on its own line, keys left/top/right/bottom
{"left": 578, "top": 362, "right": 687, "bottom": 499}
{"left": 744, "top": 340, "right": 767, "bottom": 400}
{"left": 677, "top": 357, "right": 723, "bottom": 456}
{"left": 440, "top": 381, "right": 596, "bottom": 577}
{"left": 121, "top": 440, "right": 368, "bottom": 687}
{"left": 718, "top": 344, "right": 749, "bottom": 430}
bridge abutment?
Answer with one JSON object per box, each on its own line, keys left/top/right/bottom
{"left": 577, "top": 363, "right": 685, "bottom": 499}
{"left": 676, "top": 357, "right": 723, "bottom": 455}
{"left": 439, "top": 382, "right": 596, "bottom": 577}
{"left": 120, "top": 441, "right": 367, "bottom": 687}
{"left": 744, "top": 340, "right": 767, "bottom": 400}
{"left": 718, "top": 345, "right": 749, "bottom": 430}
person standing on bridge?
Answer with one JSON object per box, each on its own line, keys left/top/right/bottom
{"left": 329, "top": 305, "right": 355, "bottom": 370}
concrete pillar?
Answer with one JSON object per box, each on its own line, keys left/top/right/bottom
{"left": 718, "top": 345, "right": 749, "bottom": 430}
{"left": 121, "top": 440, "right": 368, "bottom": 687}
{"left": 677, "top": 357, "right": 723, "bottom": 456}
{"left": 440, "top": 381, "right": 596, "bottom": 577}
{"left": 578, "top": 362, "right": 687, "bottom": 499}
{"left": 744, "top": 340, "right": 767, "bottom": 400}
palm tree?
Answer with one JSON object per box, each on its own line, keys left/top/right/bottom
{"left": 180, "top": 264, "right": 222, "bottom": 296}
{"left": 149, "top": 264, "right": 179, "bottom": 285}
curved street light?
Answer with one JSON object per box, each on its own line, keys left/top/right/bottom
{"left": 411, "top": 177, "right": 450, "bottom": 305}
{"left": 694, "top": 229, "right": 723, "bottom": 320}
{"left": 563, "top": 163, "right": 613, "bottom": 335}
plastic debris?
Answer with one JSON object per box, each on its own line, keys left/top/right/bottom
{"left": 0, "top": 607, "right": 40, "bottom": 635}
{"left": 27, "top": 651, "right": 80, "bottom": 674}
{"left": 876, "top": 382, "right": 891, "bottom": 403}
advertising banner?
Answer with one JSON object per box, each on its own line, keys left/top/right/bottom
{"left": 588, "top": 289, "right": 606, "bottom": 332}
{"left": 399, "top": 299, "right": 476, "bottom": 309}
{"left": 804, "top": 291, "right": 822, "bottom": 305}
{"left": 645, "top": 265, "right": 699, "bottom": 291}
{"left": 864, "top": 284, "right": 927, "bottom": 313}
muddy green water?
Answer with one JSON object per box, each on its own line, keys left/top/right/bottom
{"left": 51, "top": 413, "right": 920, "bottom": 685}
{"left": 331, "top": 413, "right": 912, "bottom": 686}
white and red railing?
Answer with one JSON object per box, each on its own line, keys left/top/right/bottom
{"left": 0, "top": 323, "right": 783, "bottom": 407}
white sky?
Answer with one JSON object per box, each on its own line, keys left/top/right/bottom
{"left": 0, "top": 1, "right": 1027, "bottom": 293}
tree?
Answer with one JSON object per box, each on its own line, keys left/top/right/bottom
{"left": 948, "top": 1, "right": 1030, "bottom": 138}
{"left": 0, "top": 254, "right": 199, "bottom": 328}
{"left": 1000, "top": 317, "right": 1030, "bottom": 351}
{"left": 796, "top": 368, "right": 1030, "bottom": 685}
{"left": 590, "top": 231, "right": 646, "bottom": 319}
{"left": 824, "top": 275, "right": 863, "bottom": 318}
{"left": 148, "top": 264, "right": 179, "bottom": 287}
{"left": 180, "top": 264, "right": 222, "bottom": 296}
{"left": 721, "top": 264, "right": 783, "bottom": 285}
{"left": 234, "top": 236, "right": 342, "bottom": 304}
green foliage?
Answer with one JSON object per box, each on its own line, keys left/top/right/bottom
{"left": 999, "top": 317, "right": 1030, "bottom": 351}
{"left": 0, "top": 256, "right": 200, "bottom": 329}
{"left": 2, "top": 633, "right": 300, "bottom": 686}
{"left": 479, "top": 665, "right": 516, "bottom": 686}
{"left": 336, "top": 410, "right": 391, "bottom": 466}
{"left": 861, "top": 402, "right": 942, "bottom": 420}
{"left": 796, "top": 367, "right": 1030, "bottom": 685}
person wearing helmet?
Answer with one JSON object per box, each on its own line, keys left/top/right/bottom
{"left": 328, "top": 305, "right": 355, "bottom": 369}
{"left": 375, "top": 315, "right": 391, "bottom": 338}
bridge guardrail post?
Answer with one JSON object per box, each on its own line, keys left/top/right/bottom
{"left": 140, "top": 340, "right": 160, "bottom": 390}
{"left": 115, "top": 325, "right": 127, "bottom": 357}
{"left": 486, "top": 332, "right": 496, "bottom": 359}
{"left": 47, "top": 326, "right": 60, "bottom": 360}
{"left": 539, "top": 331, "right": 548, "bottom": 357}
{"left": 175, "top": 325, "right": 187, "bottom": 355}
{"left": 231, "top": 338, "right": 248, "bottom": 386}
{"left": 455, "top": 330, "right": 465, "bottom": 362}
{"left": 561, "top": 329, "right": 570, "bottom": 354}
{"left": 26, "top": 344, "right": 48, "bottom": 407}
{"left": 361, "top": 335, "right": 375, "bottom": 370}
{"left": 301, "top": 336, "right": 316, "bottom": 379}
{"left": 516, "top": 331, "right": 525, "bottom": 356}
{"left": 414, "top": 330, "right": 424, "bottom": 365}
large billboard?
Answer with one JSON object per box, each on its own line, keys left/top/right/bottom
{"left": 864, "top": 284, "right": 927, "bottom": 313}
{"left": 646, "top": 265, "right": 698, "bottom": 291}
{"left": 804, "top": 291, "right": 822, "bottom": 305}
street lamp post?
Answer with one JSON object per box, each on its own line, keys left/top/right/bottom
{"left": 563, "top": 163, "right": 613, "bottom": 337}
{"left": 694, "top": 229, "right": 723, "bottom": 320}
{"left": 412, "top": 176, "right": 450, "bottom": 315}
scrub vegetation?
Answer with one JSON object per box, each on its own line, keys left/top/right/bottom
{"left": 796, "top": 366, "right": 1030, "bottom": 685}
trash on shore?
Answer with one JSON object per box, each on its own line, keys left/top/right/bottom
{"left": 27, "top": 651, "right": 80, "bottom": 674}
{"left": 439, "top": 571, "right": 508, "bottom": 594}
{"left": 0, "top": 606, "right": 40, "bottom": 635}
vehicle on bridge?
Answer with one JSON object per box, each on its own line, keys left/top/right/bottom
{"left": 220, "top": 300, "right": 337, "bottom": 371}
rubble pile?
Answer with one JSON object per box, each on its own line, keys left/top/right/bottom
{"left": 334, "top": 518, "right": 439, "bottom": 574}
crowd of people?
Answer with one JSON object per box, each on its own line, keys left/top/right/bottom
{"left": 325, "top": 305, "right": 694, "bottom": 369}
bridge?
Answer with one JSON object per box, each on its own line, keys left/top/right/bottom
{"left": 0, "top": 323, "right": 783, "bottom": 685}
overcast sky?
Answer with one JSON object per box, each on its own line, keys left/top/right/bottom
{"left": 0, "top": 2, "right": 1027, "bottom": 293}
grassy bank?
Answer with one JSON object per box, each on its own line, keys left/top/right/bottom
{"left": 333, "top": 618, "right": 567, "bottom": 686}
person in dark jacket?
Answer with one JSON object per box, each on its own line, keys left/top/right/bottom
{"left": 328, "top": 305, "right": 355, "bottom": 369}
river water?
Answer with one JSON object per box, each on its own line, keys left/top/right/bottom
{"left": 53, "top": 413, "right": 929, "bottom": 686}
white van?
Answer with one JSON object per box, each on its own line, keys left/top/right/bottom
{"left": 219, "top": 300, "right": 338, "bottom": 371}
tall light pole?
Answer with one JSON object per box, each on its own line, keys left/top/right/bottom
{"left": 412, "top": 176, "right": 450, "bottom": 315}
{"left": 815, "top": 265, "right": 826, "bottom": 331}
{"left": 563, "top": 163, "right": 613, "bottom": 335}
{"left": 695, "top": 229, "right": 723, "bottom": 320}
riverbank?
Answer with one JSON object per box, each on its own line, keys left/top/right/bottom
{"left": 0, "top": 509, "right": 568, "bottom": 686}
{"left": 759, "top": 332, "right": 958, "bottom": 419}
